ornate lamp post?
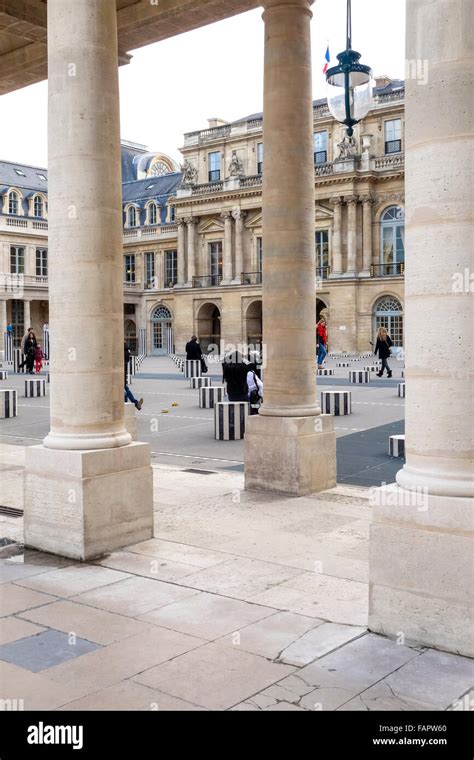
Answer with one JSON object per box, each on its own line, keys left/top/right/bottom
{"left": 326, "top": 0, "right": 374, "bottom": 136}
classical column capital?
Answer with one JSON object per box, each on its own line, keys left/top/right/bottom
{"left": 231, "top": 208, "right": 246, "bottom": 222}
{"left": 361, "top": 194, "right": 374, "bottom": 205}
{"left": 262, "top": 0, "right": 313, "bottom": 16}
{"left": 221, "top": 211, "right": 232, "bottom": 221}
{"left": 184, "top": 216, "right": 198, "bottom": 226}
{"left": 345, "top": 195, "right": 359, "bottom": 205}
{"left": 177, "top": 218, "right": 187, "bottom": 228}
{"left": 330, "top": 197, "right": 343, "bottom": 206}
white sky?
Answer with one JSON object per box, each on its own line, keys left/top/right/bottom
{"left": 0, "top": 0, "right": 405, "bottom": 169}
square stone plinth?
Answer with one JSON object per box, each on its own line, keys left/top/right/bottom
{"left": 244, "top": 414, "right": 336, "bottom": 496}
{"left": 369, "top": 484, "right": 474, "bottom": 658}
{"left": 24, "top": 443, "right": 153, "bottom": 560}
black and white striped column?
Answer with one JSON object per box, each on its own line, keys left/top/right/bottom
{"left": 0, "top": 389, "right": 17, "bottom": 418}
{"left": 0, "top": 371, "right": 8, "bottom": 380}
{"left": 25, "top": 378, "right": 47, "bottom": 397}
{"left": 214, "top": 401, "right": 249, "bottom": 440}
{"left": 364, "top": 365, "right": 378, "bottom": 372}
{"left": 398, "top": 383, "right": 406, "bottom": 398}
{"left": 389, "top": 434, "right": 405, "bottom": 457}
{"left": 3, "top": 332, "right": 13, "bottom": 362}
{"left": 199, "top": 385, "right": 225, "bottom": 408}
{"left": 13, "top": 349, "right": 27, "bottom": 373}
{"left": 349, "top": 371, "right": 370, "bottom": 383}
{"left": 190, "top": 377, "right": 211, "bottom": 389}
{"left": 184, "top": 360, "right": 201, "bottom": 379}
{"left": 336, "top": 362, "right": 350, "bottom": 367}
{"left": 317, "top": 368, "right": 334, "bottom": 376}
{"left": 321, "top": 390, "right": 352, "bottom": 416}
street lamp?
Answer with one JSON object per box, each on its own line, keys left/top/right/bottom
{"left": 326, "top": 0, "right": 374, "bottom": 136}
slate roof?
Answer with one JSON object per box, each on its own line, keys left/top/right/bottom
{"left": 0, "top": 160, "right": 47, "bottom": 192}
{"left": 122, "top": 173, "right": 182, "bottom": 204}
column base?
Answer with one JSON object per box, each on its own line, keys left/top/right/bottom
{"left": 219, "top": 279, "right": 232, "bottom": 286}
{"left": 339, "top": 271, "right": 357, "bottom": 278}
{"left": 24, "top": 442, "right": 153, "bottom": 560}
{"left": 244, "top": 414, "right": 336, "bottom": 496}
{"left": 369, "top": 483, "right": 473, "bottom": 657}
{"left": 231, "top": 277, "right": 242, "bottom": 285}
{"left": 358, "top": 270, "right": 371, "bottom": 278}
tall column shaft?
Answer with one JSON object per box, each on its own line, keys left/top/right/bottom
{"left": 232, "top": 210, "right": 245, "bottom": 284}
{"left": 330, "top": 198, "right": 342, "bottom": 275}
{"left": 23, "top": 299, "right": 31, "bottom": 331}
{"left": 345, "top": 196, "right": 357, "bottom": 276}
{"left": 177, "top": 220, "right": 186, "bottom": 286}
{"left": 361, "top": 196, "right": 373, "bottom": 275}
{"left": 186, "top": 218, "right": 196, "bottom": 285}
{"left": 221, "top": 212, "right": 233, "bottom": 283}
{"left": 0, "top": 299, "right": 7, "bottom": 361}
{"left": 44, "top": 0, "right": 129, "bottom": 450}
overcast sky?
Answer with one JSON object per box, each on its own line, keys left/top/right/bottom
{"left": 0, "top": 0, "right": 405, "bottom": 169}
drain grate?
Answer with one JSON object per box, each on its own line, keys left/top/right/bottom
{"left": 0, "top": 506, "right": 23, "bottom": 518}
{"left": 182, "top": 468, "right": 215, "bottom": 475}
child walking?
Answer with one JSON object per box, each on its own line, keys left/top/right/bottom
{"left": 34, "top": 343, "right": 44, "bottom": 374}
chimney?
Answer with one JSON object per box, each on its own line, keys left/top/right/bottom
{"left": 207, "top": 118, "right": 228, "bottom": 128}
{"left": 374, "top": 75, "right": 393, "bottom": 88}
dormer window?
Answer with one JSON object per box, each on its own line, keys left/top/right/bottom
{"left": 169, "top": 206, "right": 176, "bottom": 223}
{"left": 8, "top": 191, "right": 19, "bottom": 215}
{"left": 127, "top": 206, "right": 137, "bottom": 227}
{"left": 14, "top": 169, "right": 26, "bottom": 177}
{"left": 34, "top": 196, "right": 43, "bottom": 218}
{"left": 37, "top": 173, "right": 47, "bottom": 181}
{"left": 148, "top": 202, "right": 158, "bottom": 226}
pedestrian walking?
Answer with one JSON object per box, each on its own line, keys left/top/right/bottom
{"left": 124, "top": 341, "right": 143, "bottom": 411}
{"left": 316, "top": 316, "right": 328, "bottom": 369}
{"left": 247, "top": 362, "right": 263, "bottom": 415}
{"left": 18, "top": 326, "right": 33, "bottom": 369}
{"left": 23, "top": 330, "right": 37, "bottom": 374}
{"left": 185, "top": 334, "right": 207, "bottom": 373}
{"left": 374, "top": 326, "right": 393, "bottom": 377}
{"left": 34, "top": 343, "right": 44, "bottom": 374}
{"left": 222, "top": 351, "right": 249, "bottom": 402}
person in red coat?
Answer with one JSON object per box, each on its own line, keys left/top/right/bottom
{"left": 34, "top": 343, "right": 44, "bottom": 374}
{"left": 316, "top": 317, "right": 328, "bottom": 369}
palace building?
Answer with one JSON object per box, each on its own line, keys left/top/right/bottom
{"left": 0, "top": 76, "right": 405, "bottom": 358}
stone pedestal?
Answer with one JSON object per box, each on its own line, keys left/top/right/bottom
{"left": 24, "top": 443, "right": 153, "bottom": 561}
{"left": 124, "top": 403, "right": 138, "bottom": 441}
{"left": 369, "top": 483, "right": 473, "bottom": 657}
{"left": 245, "top": 415, "right": 336, "bottom": 496}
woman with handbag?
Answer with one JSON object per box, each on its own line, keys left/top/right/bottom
{"left": 374, "top": 326, "right": 393, "bottom": 378}
{"left": 247, "top": 363, "right": 264, "bottom": 415}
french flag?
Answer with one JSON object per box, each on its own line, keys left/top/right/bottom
{"left": 322, "top": 45, "right": 330, "bottom": 75}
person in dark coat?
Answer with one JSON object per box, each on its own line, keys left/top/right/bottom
{"left": 374, "top": 326, "right": 393, "bottom": 377}
{"left": 23, "top": 330, "right": 37, "bottom": 374}
{"left": 124, "top": 341, "right": 143, "bottom": 410}
{"left": 222, "top": 351, "right": 249, "bottom": 401}
{"left": 185, "top": 336, "right": 203, "bottom": 360}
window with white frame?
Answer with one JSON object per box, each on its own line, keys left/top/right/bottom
{"left": 168, "top": 205, "right": 176, "bottom": 223}
{"left": 208, "top": 152, "right": 221, "bottom": 182}
{"left": 384, "top": 119, "right": 402, "bottom": 154}
{"left": 256, "top": 237, "right": 262, "bottom": 273}
{"left": 209, "top": 241, "right": 223, "bottom": 284}
{"left": 36, "top": 248, "right": 48, "bottom": 277}
{"left": 34, "top": 195, "right": 43, "bottom": 218}
{"left": 10, "top": 246, "right": 24, "bottom": 274}
{"left": 165, "top": 250, "right": 178, "bottom": 287}
{"left": 145, "top": 252, "right": 155, "bottom": 288}
{"left": 148, "top": 202, "right": 158, "bottom": 226}
{"left": 381, "top": 206, "right": 405, "bottom": 273}
{"left": 124, "top": 254, "right": 136, "bottom": 283}
{"left": 8, "top": 191, "right": 19, "bottom": 215}
{"left": 314, "top": 131, "right": 328, "bottom": 164}
{"left": 257, "top": 143, "right": 263, "bottom": 175}
{"left": 315, "top": 231, "right": 329, "bottom": 272}
{"left": 127, "top": 206, "right": 137, "bottom": 227}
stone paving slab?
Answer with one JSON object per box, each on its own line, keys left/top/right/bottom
{"left": 0, "top": 616, "right": 46, "bottom": 646}
{"left": 0, "top": 628, "right": 101, "bottom": 672}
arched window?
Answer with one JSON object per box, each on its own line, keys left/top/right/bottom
{"left": 373, "top": 295, "right": 404, "bottom": 349}
{"left": 148, "top": 202, "right": 157, "bottom": 226}
{"left": 127, "top": 206, "right": 137, "bottom": 227}
{"left": 34, "top": 195, "right": 43, "bottom": 218}
{"left": 381, "top": 205, "right": 404, "bottom": 275}
{"left": 151, "top": 305, "right": 172, "bottom": 321}
{"left": 8, "top": 191, "right": 19, "bottom": 215}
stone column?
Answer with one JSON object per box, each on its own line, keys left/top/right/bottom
{"left": 369, "top": 0, "right": 473, "bottom": 657}
{"left": 231, "top": 209, "right": 245, "bottom": 284}
{"left": 360, "top": 195, "right": 373, "bottom": 277}
{"left": 245, "top": 0, "right": 336, "bottom": 496}
{"left": 221, "top": 211, "right": 233, "bottom": 284}
{"left": 176, "top": 219, "right": 186, "bottom": 286}
{"left": 344, "top": 195, "right": 358, "bottom": 276}
{"left": 24, "top": 0, "right": 153, "bottom": 561}
{"left": 329, "top": 197, "right": 342, "bottom": 276}
{"left": 23, "top": 299, "right": 31, "bottom": 331}
{"left": 185, "top": 217, "right": 197, "bottom": 286}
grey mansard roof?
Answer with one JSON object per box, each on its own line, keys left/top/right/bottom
{"left": 0, "top": 160, "right": 48, "bottom": 192}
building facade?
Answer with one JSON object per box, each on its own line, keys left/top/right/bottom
{"left": 0, "top": 77, "right": 405, "bottom": 358}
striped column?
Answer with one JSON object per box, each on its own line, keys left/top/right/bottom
{"left": 190, "top": 377, "right": 211, "bottom": 389}
{"left": 4, "top": 332, "right": 13, "bottom": 362}
{"left": 0, "top": 371, "right": 8, "bottom": 380}
{"left": 336, "top": 362, "right": 350, "bottom": 367}
{"left": 321, "top": 390, "right": 352, "bottom": 416}
{"left": 199, "top": 386, "right": 225, "bottom": 409}
{"left": 398, "top": 383, "right": 406, "bottom": 398}
{"left": 349, "top": 371, "right": 370, "bottom": 383}
{"left": 184, "top": 360, "right": 201, "bottom": 379}
{"left": 0, "top": 389, "right": 17, "bottom": 418}
{"left": 13, "top": 349, "right": 27, "bottom": 373}
{"left": 25, "top": 378, "right": 47, "bottom": 397}
{"left": 364, "top": 366, "right": 379, "bottom": 372}
{"left": 389, "top": 434, "right": 405, "bottom": 457}
{"left": 317, "top": 368, "right": 334, "bottom": 376}
{"left": 215, "top": 401, "right": 249, "bottom": 440}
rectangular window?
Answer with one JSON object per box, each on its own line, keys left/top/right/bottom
{"left": 36, "top": 248, "right": 48, "bottom": 277}
{"left": 124, "top": 254, "right": 136, "bottom": 283}
{"left": 145, "top": 252, "right": 155, "bottom": 288}
{"left": 256, "top": 237, "right": 263, "bottom": 273}
{"left": 165, "top": 250, "right": 178, "bottom": 287}
{"left": 10, "top": 246, "right": 24, "bottom": 274}
{"left": 208, "top": 151, "right": 221, "bottom": 182}
{"left": 384, "top": 119, "right": 402, "bottom": 154}
{"left": 257, "top": 142, "right": 263, "bottom": 175}
{"left": 169, "top": 206, "right": 176, "bottom": 223}
{"left": 314, "top": 131, "right": 328, "bottom": 165}
{"left": 209, "top": 241, "right": 223, "bottom": 285}
{"left": 315, "top": 231, "right": 329, "bottom": 274}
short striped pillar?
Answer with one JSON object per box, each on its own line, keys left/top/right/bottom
{"left": 349, "top": 370, "right": 370, "bottom": 383}
{"left": 364, "top": 366, "right": 379, "bottom": 372}
{"left": 321, "top": 390, "right": 352, "bottom": 416}
{"left": 199, "top": 385, "right": 225, "bottom": 408}
{"left": 336, "top": 362, "right": 350, "bottom": 367}
{"left": 25, "top": 378, "right": 47, "bottom": 397}
{"left": 190, "top": 377, "right": 211, "bottom": 389}
{"left": 401, "top": 370, "right": 405, "bottom": 378}
{"left": 214, "top": 401, "right": 249, "bottom": 440}
{"left": 389, "top": 434, "right": 405, "bottom": 457}
{"left": 0, "top": 389, "right": 17, "bottom": 418}
{"left": 0, "top": 371, "right": 8, "bottom": 380}
{"left": 317, "top": 368, "right": 334, "bottom": 376}
{"left": 184, "top": 360, "right": 201, "bottom": 379}
{"left": 398, "top": 383, "right": 406, "bottom": 398}
{"left": 13, "top": 349, "right": 27, "bottom": 373}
